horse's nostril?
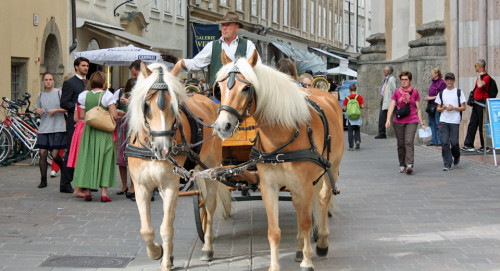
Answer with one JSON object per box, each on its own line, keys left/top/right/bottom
{"left": 224, "top": 122, "right": 232, "bottom": 131}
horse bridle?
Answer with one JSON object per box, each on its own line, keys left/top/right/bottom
{"left": 216, "top": 66, "right": 255, "bottom": 125}
{"left": 143, "top": 67, "right": 177, "bottom": 139}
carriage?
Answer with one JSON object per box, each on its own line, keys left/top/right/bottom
{"left": 126, "top": 53, "right": 344, "bottom": 271}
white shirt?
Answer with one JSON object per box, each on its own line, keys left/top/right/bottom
{"left": 435, "top": 88, "right": 466, "bottom": 124}
{"left": 183, "top": 36, "right": 262, "bottom": 71}
{"left": 78, "top": 89, "right": 116, "bottom": 109}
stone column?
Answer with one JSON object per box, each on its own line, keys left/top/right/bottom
{"left": 479, "top": 0, "right": 487, "bottom": 61}
{"left": 449, "top": 0, "right": 458, "bottom": 84}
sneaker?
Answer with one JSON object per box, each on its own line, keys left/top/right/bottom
{"left": 399, "top": 166, "right": 406, "bottom": 173}
{"left": 348, "top": 148, "right": 354, "bottom": 151}
{"left": 453, "top": 156, "right": 460, "bottom": 166}
{"left": 405, "top": 164, "right": 413, "bottom": 174}
{"left": 355, "top": 141, "right": 360, "bottom": 149}
{"left": 461, "top": 146, "right": 475, "bottom": 152}
{"left": 476, "top": 147, "right": 491, "bottom": 153}
{"left": 443, "top": 167, "right": 451, "bottom": 171}
{"left": 375, "top": 135, "right": 387, "bottom": 139}
{"left": 50, "top": 170, "right": 57, "bottom": 177}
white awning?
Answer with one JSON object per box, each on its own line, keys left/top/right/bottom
{"left": 272, "top": 41, "right": 308, "bottom": 61}
{"left": 309, "top": 47, "right": 348, "bottom": 61}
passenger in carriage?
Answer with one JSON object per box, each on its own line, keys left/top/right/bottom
{"left": 162, "top": 12, "right": 262, "bottom": 92}
{"left": 299, "top": 73, "right": 314, "bottom": 89}
{"left": 276, "top": 58, "right": 300, "bottom": 84}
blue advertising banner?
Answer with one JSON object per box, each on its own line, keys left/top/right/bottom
{"left": 192, "top": 23, "right": 219, "bottom": 56}
{"left": 487, "top": 98, "right": 500, "bottom": 149}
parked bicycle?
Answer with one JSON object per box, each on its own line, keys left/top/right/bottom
{"left": 0, "top": 96, "right": 40, "bottom": 164}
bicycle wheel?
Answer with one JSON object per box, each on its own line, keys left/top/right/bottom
{"left": 0, "top": 127, "right": 13, "bottom": 163}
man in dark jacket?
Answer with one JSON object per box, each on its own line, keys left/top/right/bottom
{"left": 59, "top": 57, "right": 89, "bottom": 193}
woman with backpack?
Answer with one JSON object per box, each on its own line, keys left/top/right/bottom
{"left": 343, "top": 84, "right": 365, "bottom": 151}
{"left": 385, "top": 71, "right": 426, "bottom": 174}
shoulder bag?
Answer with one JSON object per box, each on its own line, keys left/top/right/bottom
{"left": 395, "top": 90, "right": 413, "bottom": 119}
{"left": 85, "top": 91, "right": 116, "bottom": 133}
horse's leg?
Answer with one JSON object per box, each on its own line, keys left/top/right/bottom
{"left": 260, "top": 180, "right": 281, "bottom": 271}
{"left": 293, "top": 182, "right": 315, "bottom": 271}
{"left": 133, "top": 180, "right": 162, "bottom": 260}
{"left": 292, "top": 196, "right": 304, "bottom": 262}
{"left": 198, "top": 178, "right": 217, "bottom": 261}
{"left": 316, "top": 177, "right": 332, "bottom": 256}
{"left": 158, "top": 183, "right": 178, "bottom": 271}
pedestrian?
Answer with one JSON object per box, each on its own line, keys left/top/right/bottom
{"left": 435, "top": 73, "right": 466, "bottom": 171}
{"left": 299, "top": 73, "right": 313, "bottom": 88}
{"left": 385, "top": 71, "right": 426, "bottom": 174}
{"left": 129, "top": 60, "right": 141, "bottom": 79}
{"left": 34, "top": 72, "right": 66, "bottom": 188}
{"left": 375, "top": 66, "right": 397, "bottom": 139}
{"left": 461, "top": 59, "right": 491, "bottom": 153}
{"left": 276, "top": 58, "right": 299, "bottom": 82}
{"left": 115, "top": 78, "right": 136, "bottom": 197}
{"left": 343, "top": 84, "right": 365, "bottom": 151}
{"left": 72, "top": 71, "right": 124, "bottom": 202}
{"left": 49, "top": 72, "right": 74, "bottom": 178}
{"left": 59, "top": 57, "right": 89, "bottom": 193}
{"left": 163, "top": 11, "right": 261, "bottom": 89}
{"left": 424, "top": 68, "right": 446, "bottom": 146}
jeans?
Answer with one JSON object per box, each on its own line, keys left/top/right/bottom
{"left": 439, "top": 122, "right": 460, "bottom": 168}
{"left": 393, "top": 122, "right": 418, "bottom": 166}
{"left": 428, "top": 111, "right": 441, "bottom": 145}
{"left": 347, "top": 123, "right": 361, "bottom": 148}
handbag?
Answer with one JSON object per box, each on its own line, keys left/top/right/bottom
{"left": 425, "top": 101, "right": 437, "bottom": 115}
{"left": 395, "top": 103, "right": 411, "bottom": 119}
{"left": 85, "top": 91, "right": 116, "bottom": 133}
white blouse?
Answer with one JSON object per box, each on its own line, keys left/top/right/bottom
{"left": 78, "top": 89, "right": 116, "bottom": 109}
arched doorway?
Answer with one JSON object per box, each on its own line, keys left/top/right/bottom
{"left": 40, "top": 17, "right": 64, "bottom": 89}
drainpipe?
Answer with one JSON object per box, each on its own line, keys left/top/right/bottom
{"left": 478, "top": 0, "right": 487, "bottom": 61}
{"left": 356, "top": 0, "right": 359, "bottom": 52}
{"left": 69, "top": 0, "right": 77, "bottom": 53}
{"left": 348, "top": 2, "right": 351, "bottom": 46}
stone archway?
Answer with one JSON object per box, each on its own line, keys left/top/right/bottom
{"left": 40, "top": 17, "right": 64, "bottom": 89}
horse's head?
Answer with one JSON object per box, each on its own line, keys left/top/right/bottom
{"left": 128, "top": 62, "right": 186, "bottom": 160}
{"left": 213, "top": 50, "right": 259, "bottom": 139}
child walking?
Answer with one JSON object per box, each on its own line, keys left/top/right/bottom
{"left": 343, "top": 84, "right": 365, "bottom": 151}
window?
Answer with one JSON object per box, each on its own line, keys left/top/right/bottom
{"left": 329, "top": 10, "right": 332, "bottom": 40}
{"left": 283, "top": 0, "right": 288, "bottom": 26}
{"left": 262, "top": 0, "right": 267, "bottom": 19}
{"left": 310, "top": 1, "right": 314, "bottom": 33}
{"left": 151, "top": 0, "right": 158, "bottom": 9}
{"left": 177, "top": 1, "right": 184, "bottom": 17}
{"left": 220, "top": 0, "right": 227, "bottom": 5}
{"left": 11, "top": 58, "right": 28, "bottom": 101}
{"left": 164, "top": 0, "right": 171, "bottom": 13}
{"left": 318, "top": 4, "right": 321, "bottom": 37}
{"left": 236, "top": 0, "right": 243, "bottom": 10}
{"left": 251, "top": 0, "right": 257, "bottom": 15}
{"left": 302, "top": 0, "right": 307, "bottom": 30}
{"left": 323, "top": 7, "right": 326, "bottom": 37}
{"left": 335, "top": 13, "right": 338, "bottom": 41}
{"left": 272, "top": 0, "right": 278, "bottom": 23}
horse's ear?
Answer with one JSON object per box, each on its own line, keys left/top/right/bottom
{"left": 170, "top": 60, "right": 182, "bottom": 76}
{"left": 140, "top": 61, "right": 152, "bottom": 78}
{"left": 248, "top": 49, "right": 258, "bottom": 67}
{"left": 221, "top": 49, "right": 231, "bottom": 66}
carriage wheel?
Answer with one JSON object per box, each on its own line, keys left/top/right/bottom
{"left": 193, "top": 182, "right": 208, "bottom": 243}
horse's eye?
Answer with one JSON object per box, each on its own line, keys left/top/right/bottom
{"left": 242, "top": 85, "right": 250, "bottom": 92}
{"left": 143, "top": 102, "right": 151, "bottom": 118}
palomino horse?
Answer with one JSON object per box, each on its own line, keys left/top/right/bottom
{"left": 213, "top": 51, "right": 344, "bottom": 271}
{"left": 127, "top": 62, "right": 231, "bottom": 271}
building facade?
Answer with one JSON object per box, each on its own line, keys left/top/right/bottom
{"left": 75, "top": 0, "right": 187, "bottom": 87}
{"left": 343, "top": 0, "right": 371, "bottom": 54}
{"left": 0, "top": 1, "right": 69, "bottom": 100}
{"left": 358, "top": 0, "right": 500, "bottom": 146}
{"left": 188, "top": 0, "right": 348, "bottom": 74}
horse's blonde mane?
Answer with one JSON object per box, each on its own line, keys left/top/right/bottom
{"left": 128, "top": 62, "right": 187, "bottom": 135}
{"left": 216, "top": 58, "right": 310, "bottom": 128}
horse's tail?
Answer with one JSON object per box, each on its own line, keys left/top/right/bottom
{"left": 311, "top": 178, "right": 337, "bottom": 232}
{"left": 215, "top": 182, "right": 232, "bottom": 220}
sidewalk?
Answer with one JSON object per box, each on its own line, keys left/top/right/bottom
{"left": 0, "top": 133, "right": 499, "bottom": 271}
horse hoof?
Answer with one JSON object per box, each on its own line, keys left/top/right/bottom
{"left": 149, "top": 244, "right": 163, "bottom": 260}
{"left": 300, "top": 267, "right": 314, "bottom": 271}
{"left": 316, "top": 245, "right": 328, "bottom": 257}
{"left": 295, "top": 251, "right": 303, "bottom": 262}
{"left": 200, "top": 250, "right": 214, "bottom": 261}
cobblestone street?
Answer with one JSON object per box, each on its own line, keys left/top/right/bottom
{"left": 1, "top": 133, "right": 499, "bottom": 271}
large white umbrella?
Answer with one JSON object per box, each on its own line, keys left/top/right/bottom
{"left": 74, "top": 45, "right": 162, "bottom": 66}
{"left": 327, "top": 67, "right": 358, "bottom": 77}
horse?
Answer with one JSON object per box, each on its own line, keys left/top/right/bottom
{"left": 126, "top": 62, "right": 231, "bottom": 271}
{"left": 212, "top": 50, "right": 344, "bottom": 271}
